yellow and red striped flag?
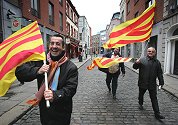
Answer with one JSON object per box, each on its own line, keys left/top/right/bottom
{"left": 104, "top": 2, "right": 156, "bottom": 48}
{"left": 0, "top": 21, "right": 46, "bottom": 96}
{"left": 87, "top": 57, "right": 132, "bottom": 70}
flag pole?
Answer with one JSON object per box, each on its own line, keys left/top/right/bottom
{"left": 43, "top": 60, "right": 50, "bottom": 108}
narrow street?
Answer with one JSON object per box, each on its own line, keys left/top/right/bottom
{"left": 13, "top": 60, "right": 178, "bottom": 125}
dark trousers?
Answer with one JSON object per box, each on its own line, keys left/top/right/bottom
{"left": 41, "top": 113, "right": 71, "bottom": 125}
{"left": 106, "top": 73, "right": 119, "bottom": 96}
{"left": 138, "top": 87, "right": 160, "bottom": 114}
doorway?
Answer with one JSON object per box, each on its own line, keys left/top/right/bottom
{"left": 174, "top": 41, "right": 178, "bottom": 75}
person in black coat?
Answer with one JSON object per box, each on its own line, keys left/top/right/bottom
{"left": 101, "top": 48, "right": 125, "bottom": 99}
{"left": 133, "top": 47, "right": 165, "bottom": 120}
{"left": 15, "top": 34, "right": 78, "bottom": 125}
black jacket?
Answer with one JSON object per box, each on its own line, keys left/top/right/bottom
{"left": 133, "top": 57, "right": 164, "bottom": 89}
{"left": 15, "top": 60, "right": 78, "bottom": 124}
{"left": 99, "top": 52, "right": 125, "bottom": 74}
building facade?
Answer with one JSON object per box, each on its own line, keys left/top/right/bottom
{"left": 66, "top": 0, "right": 79, "bottom": 58}
{"left": 78, "top": 16, "right": 91, "bottom": 59}
{"left": 1, "top": 0, "right": 80, "bottom": 59}
{"left": 163, "top": 0, "right": 178, "bottom": 75}
{"left": 100, "top": 30, "right": 106, "bottom": 54}
{"left": 91, "top": 34, "right": 100, "bottom": 56}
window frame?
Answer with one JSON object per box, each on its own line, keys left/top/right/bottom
{"left": 48, "top": 2, "right": 54, "bottom": 25}
{"left": 31, "top": 0, "right": 40, "bottom": 18}
{"left": 59, "top": 12, "right": 63, "bottom": 31}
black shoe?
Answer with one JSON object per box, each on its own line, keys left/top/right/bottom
{"left": 139, "top": 104, "right": 143, "bottom": 110}
{"left": 113, "top": 95, "right": 116, "bottom": 100}
{"left": 155, "top": 114, "right": 165, "bottom": 119}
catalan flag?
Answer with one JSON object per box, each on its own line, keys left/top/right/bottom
{"left": 104, "top": 2, "right": 156, "bottom": 48}
{"left": 0, "top": 21, "right": 46, "bottom": 96}
{"left": 87, "top": 57, "right": 132, "bottom": 70}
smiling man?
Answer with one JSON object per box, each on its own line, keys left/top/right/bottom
{"left": 133, "top": 47, "right": 165, "bottom": 120}
{"left": 15, "top": 34, "right": 78, "bottom": 125}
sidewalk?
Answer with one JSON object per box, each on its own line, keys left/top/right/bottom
{"left": 0, "top": 57, "right": 90, "bottom": 125}
{"left": 125, "top": 61, "right": 178, "bottom": 98}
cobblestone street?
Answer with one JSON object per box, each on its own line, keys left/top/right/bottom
{"left": 13, "top": 61, "right": 178, "bottom": 125}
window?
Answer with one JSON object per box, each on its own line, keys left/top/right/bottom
{"left": 49, "top": 2, "right": 54, "bottom": 25}
{"left": 59, "top": 12, "right": 63, "bottom": 31}
{"left": 74, "top": 29, "right": 76, "bottom": 37}
{"left": 31, "top": 0, "right": 40, "bottom": 18}
{"left": 173, "top": 28, "right": 178, "bottom": 36}
{"left": 121, "top": 11, "right": 124, "bottom": 22}
{"left": 71, "top": 10, "right": 73, "bottom": 20}
{"left": 66, "top": 23, "right": 70, "bottom": 35}
{"left": 127, "top": 0, "right": 130, "bottom": 14}
{"left": 79, "top": 33, "right": 82, "bottom": 40}
{"left": 59, "top": 0, "right": 63, "bottom": 6}
{"left": 145, "top": 0, "right": 153, "bottom": 9}
{"left": 71, "top": 26, "right": 73, "bottom": 36}
{"left": 134, "top": 0, "right": 139, "bottom": 5}
{"left": 134, "top": 11, "right": 139, "bottom": 18}
{"left": 66, "top": 4, "right": 69, "bottom": 15}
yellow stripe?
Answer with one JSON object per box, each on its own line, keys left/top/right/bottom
{"left": 0, "top": 39, "right": 44, "bottom": 70}
{"left": 0, "top": 53, "right": 45, "bottom": 96}
{"left": 111, "top": 2, "right": 155, "bottom": 33}
{"left": 110, "top": 29, "right": 152, "bottom": 43}
{"left": 133, "top": 13, "right": 154, "bottom": 30}
{"left": 0, "top": 21, "right": 38, "bottom": 49}
{"left": 0, "top": 30, "right": 41, "bottom": 58}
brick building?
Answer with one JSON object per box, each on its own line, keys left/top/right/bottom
{"left": 0, "top": 0, "right": 80, "bottom": 59}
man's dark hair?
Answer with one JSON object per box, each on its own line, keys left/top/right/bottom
{"left": 50, "top": 34, "right": 64, "bottom": 47}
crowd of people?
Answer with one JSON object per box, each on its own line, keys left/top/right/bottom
{"left": 15, "top": 34, "right": 165, "bottom": 125}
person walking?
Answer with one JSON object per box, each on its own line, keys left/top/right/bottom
{"left": 101, "top": 48, "right": 125, "bottom": 99}
{"left": 15, "top": 34, "right": 78, "bottom": 125}
{"left": 133, "top": 47, "right": 165, "bottom": 120}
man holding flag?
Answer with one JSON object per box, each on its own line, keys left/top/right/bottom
{"left": 133, "top": 47, "right": 165, "bottom": 120}
{"left": 100, "top": 48, "right": 125, "bottom": 99}
{"left": 15, "top": 34, "right": 78, "bottom": 125}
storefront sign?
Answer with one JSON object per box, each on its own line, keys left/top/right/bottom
{"left": 11, "top": 18, "right": 21, "bottom": 31}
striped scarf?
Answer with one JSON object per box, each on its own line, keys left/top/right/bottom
{"left": 27, "top": 52, "right": 68, "bottom": 106}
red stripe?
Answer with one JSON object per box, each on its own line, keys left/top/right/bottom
{"left": 133, "top": 18, "right": 153, "bottom": 31}
{"left": 1, "top": 23, "right": 38, "bottom": 46}
{"left": 0, "top": 28, "right": 39, "bottom": 51}
{"left": 127, "top": 26, "right": 152, "bottom": 36}
{"left": 101, "top": 58, "right": 113, "bottom": 65}
{"left": 116, "top": 57, "right": 122, "bottom": 61}
{"left": 110, "top": 7, "right": 155, "bottom": 38}
{"left": 108, "top": 34, "right": 151, "bottom": 48}
{"left": 0, "top": 45, "right": 44, "bottom": 79}
{"left": 0, "top": 34, "right": 42, "bottom": 65}
{"left": 124, "top": 58, "right": 129, "bottom": 61}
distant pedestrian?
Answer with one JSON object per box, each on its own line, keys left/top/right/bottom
{"left": 99, "top": 48, "right": 125, "bottom": 99}
{"left": 93, "top": 51, "right": 96, "bottom": 57}
{"left": 15, "top": 34, "right": 78, "bottom": 125}
{"left": 95, "top": 51, "right": 98, "bottom": 57}
{"left": 133, "top": 47, "right": 165, "bottom": 120}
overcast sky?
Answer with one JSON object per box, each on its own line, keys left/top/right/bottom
{"left": 71, "top": 0, "right": 121, "bottom": 35}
